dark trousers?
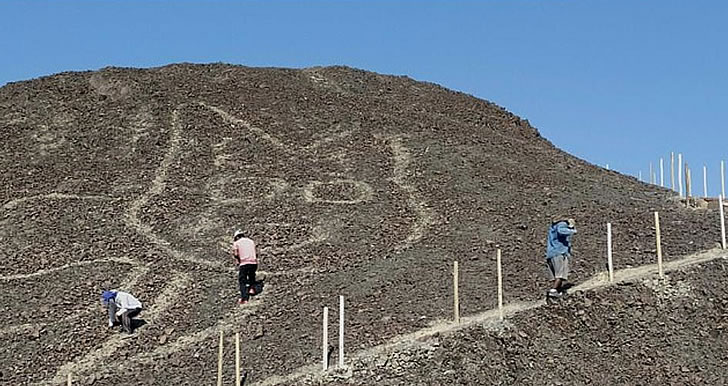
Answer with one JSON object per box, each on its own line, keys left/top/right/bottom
{"left": 121, "top": 308, "right": 142, "bottom": 334}
{"left": 238, "top": 264, "right": 257, "bottom": 300}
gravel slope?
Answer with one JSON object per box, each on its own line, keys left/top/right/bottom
{"left": 0, "top": 64, "right": 724, "bottom": 385}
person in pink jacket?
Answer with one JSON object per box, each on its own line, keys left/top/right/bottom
{"left": 232, "top": 229, "right": 258, "bottom": 305}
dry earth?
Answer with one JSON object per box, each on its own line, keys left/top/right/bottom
{"left": 0, "top": 64, "right": 725, "bottom": 385}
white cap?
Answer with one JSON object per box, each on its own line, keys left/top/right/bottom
{"left": 233, "top": 229, "right": 243, "bottom": 238}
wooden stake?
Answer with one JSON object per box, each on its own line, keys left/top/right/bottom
{"left": 670, "top": 152, "right": 675, "bottom": 190}
{"left": 678, "top": 153, "right": 683, "bottom": 197}
{"left": 655, "top": 212, "right": 664, "bottom": 279}
{"left": 660, "top": 158, "right": 664, "bottom": 187}
{"left": 722, "top": 160, "right": 726, "bottom": 199}
{"left": 453, "top": 261, "right": 460, "bottom": 324}
{"left": 704, "top": 165, "right": 708, "bottom": 198}
{"left": 720, "top": 195, "right": 726, "bottom": 250}
{"left": 686, "top": 166, "right": 692, "bottom": 198}
{"left": 639, "top": 171, "right": 642, "bottom": 182}
{"left": 649, "top": 162, "right": 654, "bottom": 184}
{"left": 607, "top": 223, "right": 614, "bottom": 282}
{"left": 235, "top": 332, "right": 241, "bottom": 386}
{"left": 497, "top": 249, "right": 503, "bottom": 320}
{"left": 339, "top": 295, "right": 345, "bottom": 368}
{"left": 323, "top": 307, "right": 329, "bottom": 371}
{"left": 67, "top": 373, "right": 72, "bottom": 386}
{"left": 217, "top": 331, "right": 223, "bottom": 386}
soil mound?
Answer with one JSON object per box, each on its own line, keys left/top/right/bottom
{"left": 0, "top": 64, "right": 723, "bottom": 385}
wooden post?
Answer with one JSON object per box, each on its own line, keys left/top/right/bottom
{"left": 67, "top": 373, "right": 72, "bottom": 386}
{"left": 670, "top": 152, "right": 675, "bottom": 191}
{"left": 322, "top": 307, "right": 329, "bottom": 371}
{"left": 655, "top": 212, "right": 664, "bottom": 279}
{"left": 686, "top": 166, "right": 692, "bottom": 198}
{"left": 722, "top": 160, "right": 726, "bottom": 198}
{"left": 649, "top": 162, "right": 654, "bottom": 184}
{"left": 660, "top": 158, "right": 664, "bottom": 187}
{"left": 235, "top": 332, "right": 241, "bottom": 386}
{"left": 339, "top": 295, "right": 345, "bottom": 368}
{"left": 607, "top": 223, "right": 614, "bottom": 282}
{"left": 217, "top": 331, "right": 223, "bottom": 386}
{"left": 720, "top": 195, "right": 726, "bottom": 250}
{"left": 638, "top": 171, "right": 642, "bottom": 182}
{"left": 497, "top": 249, "right": 504, "bottom": 320}
{"left": 704, "top": 165, "right": 708, "bottom": 198}
{"left": 678, "top": 153, "right": 683, "bottom": 197}
{"left": 453, "top": 261, "right": 460, "bottom": 324}
{"left": 606, "top": 163, "right": 610, "bottom": 170}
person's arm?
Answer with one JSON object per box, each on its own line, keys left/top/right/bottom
{"left": 557, "top": 223, "right": 576, "bottom": 235}
{"left": 232, "top": 244, "right": 240, "bottom": 264}
{"left": 107, "top": 302, "right": 117, "bottom": 327}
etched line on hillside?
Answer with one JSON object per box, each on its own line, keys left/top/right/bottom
{"left": 123, "top": 104, "right": 227, "bottom": 271}
{"left": 208, "top": 176, "right": 290, "bottom": 203}
{"left": 200, "top": 102, "right": 286, "bottom": 149}
{"left": 1, "top": 263, "right": 149, "bottom": 337}
{"left": 264, "top": 226, "right": 330, "bottom": 255}
{"left": 45, "top": 272, "right": 191, "bottom": 385}
{"left": 126, "top": 283, "right": 265, "bottom": 367}
{"left": 2, "top": 193, "right": 117, "bottom": 210}
{"left": 302, "top": 179, "right": 374, "bottom": 205}
{"left": 0, "top": 257, "right": 137, "bottom": 281}
{"left": 203, "top": 102, "right": 354, "bottom": 156}
{"left": 124, "top": 106, "right": 183, "bottom": 235}
{"left": 379, "top": 135, "right": 437, "bottom": 250}
{"left": 304, "top": 126, "right": 353, "bottom": 151}
{"left": 123, "top": 103, "right": 328, "bottom": 270}
{"left": 302, "top": 68, "right": 347, "bottom": 95}
{"left": 254, "top": 248, "right": 727, "bottom": 385}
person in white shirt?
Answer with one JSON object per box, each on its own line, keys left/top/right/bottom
{"left": 102, "top": 290, "right": 143, "bottom": 334}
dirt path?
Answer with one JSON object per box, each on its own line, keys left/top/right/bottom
{"left": 254, "top": 248, "right": 727, "bottom": 386}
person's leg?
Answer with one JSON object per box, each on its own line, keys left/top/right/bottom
{"left": 553, "top": 278, "right": 562, "bottom": 289}
{"left": 556, "top": 256, "right": 570, "bottom": 291}
{"left": 247, "top": 264, "right": 258, "bottom": 295}
{"left": 238, "top": 266, "right": 248, "bottom": 301}
{"left": 123, "top": 308, "right": 142, "bottom": 333}
{"left": 121, "top": 310, "right": 133, "bottom": 334}
{"left": 547, "top": 257, "right": 563, "bottom": 297}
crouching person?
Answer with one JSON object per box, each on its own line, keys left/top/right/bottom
{"left": 102, "top": 290, "right": 143, "bottom": 335}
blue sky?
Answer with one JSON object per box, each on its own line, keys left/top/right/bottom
{"left": 1, "top": 1, "right": 726, "bottom": 195}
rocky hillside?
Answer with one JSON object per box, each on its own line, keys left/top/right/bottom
{"left": 0, "top": 64, "right": 723, "bottom": 385}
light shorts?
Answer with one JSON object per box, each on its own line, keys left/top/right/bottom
{"left": 546, "top": 254, "right": 569, "bottom": 280}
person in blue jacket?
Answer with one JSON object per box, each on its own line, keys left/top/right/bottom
{"left": 545, "top": 218, "right": 576, "bottom": 297}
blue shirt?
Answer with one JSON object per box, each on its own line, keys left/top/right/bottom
{"left": 546, "top": 221, "right": 576, "bottom": 259}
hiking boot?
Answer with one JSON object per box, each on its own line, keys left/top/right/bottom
{"left": 237, "top": 298, "right": 248, "bottom": 305}
{"left": 547, "top": 289, "right": 563, "bottom": 298}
